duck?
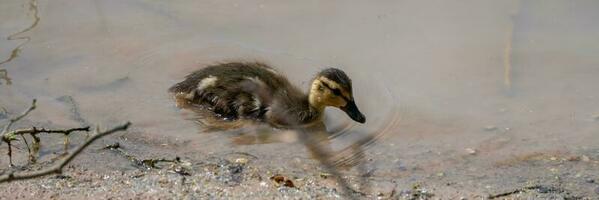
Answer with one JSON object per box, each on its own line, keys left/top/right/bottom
{"left": 169, "top": 62, "right": 365, "bottom": 129}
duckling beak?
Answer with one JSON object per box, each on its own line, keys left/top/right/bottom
{"left": 341, "top": 100, "right": 366, "bottom": 123}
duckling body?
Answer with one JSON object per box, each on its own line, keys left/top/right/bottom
{"left": 169, "top": 62, "right": 365, "bottom": 128}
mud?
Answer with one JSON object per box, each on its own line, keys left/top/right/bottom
{"left": 1, "top": 0, "right": 599, "bottom": 199}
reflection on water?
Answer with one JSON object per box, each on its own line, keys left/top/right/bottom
{"left": 0, "top": 0, "right": 40, "bottom": 85}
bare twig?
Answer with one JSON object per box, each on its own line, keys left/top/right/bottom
{"left": 0, "top": 122, "right": 131, "bottom": 183}
{"left": 1, "top": 99, "right": 36, "bottom": 134}
{"left": 6, "top": 126, "right": 90, "bottom": 137}
{"left": 103, "top": 142, "right": 179, "bottom": 169}
{"left": 3, "top": 123, "right": 89, "bottom": 164}
{"left": 488, "top": 185, "right": 562, "bottom": 199}
{"left": 1, "top": 99, "right": 37, "bottom": 166}
{"left": 19, "top": 135, "right": 31, "bottom": 161}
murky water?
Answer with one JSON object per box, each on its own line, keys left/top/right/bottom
{"left": 1, "top": 0, "right": 599, "bottom": 198}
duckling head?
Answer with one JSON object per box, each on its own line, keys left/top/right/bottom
{"left": 309, "top": 68, "right": 366, "bottom": 123}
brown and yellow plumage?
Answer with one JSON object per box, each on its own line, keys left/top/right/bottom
{"left": 169, "top": 62, "right": 365, "bottom": 129}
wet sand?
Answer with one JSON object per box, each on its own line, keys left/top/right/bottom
{"left": 1, "top": 0, "right": 599, "bottom": 199}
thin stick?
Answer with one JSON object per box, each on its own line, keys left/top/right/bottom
{"left": 1, "top": 99, "right": 36, "bottom": 134}
{"left": 7, "top": 126, "right": 90, "bottom": 137}
{"left": 0, "top": 122, "right": 131, "bottom": 183}
{"left": 19, "top": 135, "right": 31, "bottom": 161}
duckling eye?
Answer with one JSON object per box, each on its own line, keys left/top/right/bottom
{"left": 331, "top": 88, "right": 342, "bottom": 96}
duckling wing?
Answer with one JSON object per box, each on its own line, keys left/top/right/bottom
{"left": 180, "top": 76, "right": 273, "bottom": 121}
{"left": 169, "top": 62, "right": 294, "bottom": 122}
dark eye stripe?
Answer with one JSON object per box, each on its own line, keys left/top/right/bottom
{"left": 321, "top": 82, "right": 350, "bottom": 101}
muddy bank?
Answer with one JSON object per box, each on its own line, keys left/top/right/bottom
{"left": 1, "top": 0, "right": 599, "bottom": 199}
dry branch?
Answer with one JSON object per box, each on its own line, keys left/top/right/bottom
{"left": 1, "top": 99, "right": 36, "bottom": 135}
{"left": 0, "top": 122, "right": 131, "bottom": 183}
{"left": 7, "top": 127, "right": 90, "bottom": 136}
{"left": 1, "top": 99, "right": 94, "bottom": 165}
{"left": 102, "top": 142, "right": 182, "bottom": 170}
{"left": 1, "top": 99, "right": 37, "bottom": 165}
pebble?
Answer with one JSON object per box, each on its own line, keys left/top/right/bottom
{"left": 484, "top": 126, "right": 497, "bottom": 131}
{"left": 595, "top": 187, "right": 599, "bottom": 194}
{"left": 235, "top": 158, "right": 249, "bottom": 164}
{"left": 465, "top": 148, "right": 477, "bottom": 155}
{"left": 567, "top": 156, "right": 581, "bottom": 161}
{"left": 581, "top": 155, "right": 591, "bottom": 162}
{"left": 260, "top": 181, "right": 268, "bottom": 187}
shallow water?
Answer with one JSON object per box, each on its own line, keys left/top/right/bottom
{"left": 1, "top": 0, "right": 599, "bottom": 197}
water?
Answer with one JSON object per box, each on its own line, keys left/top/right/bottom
{"left": 1, "top": 0, "right": 599, "bottom": 198}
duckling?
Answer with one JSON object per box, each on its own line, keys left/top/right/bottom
{"left": 169, "top": 62, "right": 365, "bottom": 128}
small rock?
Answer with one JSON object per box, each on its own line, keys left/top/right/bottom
{"left": 158, "top": 178, "right": 169, "bottom": 185}
{"left": 484, "top": 126, "right": 497, "bottom": 131}
{"left": 270, "top": 175, "right": 295, "bottom": 188}
{"left": 235, "top": 158, "right": 249, "bottom": 164}
{"left": 567, "top": 156, "right": 580, "bottom": 161}
{"left": 320, "top": 172, "right": 332, "bottom": 179}
{"left": 465, "top": 148, "right": 477, "bottom": 155}
{"left": 549, "top": 157, "right": 557, "bottom": 161}
{"left": 595, "top": 187, "right": 599, "bottom": 194}
{"left": 585, "top": 178, "right": 595, "bottom": 183}
{"left": 582, "top": 155, "right": 591, "bottom": 162}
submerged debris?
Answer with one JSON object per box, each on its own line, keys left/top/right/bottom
{"left": 484, "top": 126, "right": 498, "bottom": 131}
{"left": 270, "top": 174, "right": 296, "bottom": 188}
{"left": 488, "top": 185, "right": 564, "bottom": 199}
{"left": 0, "top": 106, "right": 7, "bottom": 119}
{"left": 102, "top": 142, "right": 187, "bottom": 173}
{"left": 581, "top": 155, "right": 591, "bottom": 162}
{"left": 235, "top": 157, "right": 249, "bottom": 165}
{"left": 1, "top": 99, "right": 91, "bottom": 166}
{"left": 319, "top": 172, "right": 332, "bottom": 179}
{"left": 0, "top": 69, "right": 11, "bottom": 85}
{"left": 56, "top": 95, "right": 90, "bottom": 127}
{"left": 399, "top": 184, "right": 434, "bottom": 200}
{"left": 465, "top": 148, "right": 477, "bottom": 155}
